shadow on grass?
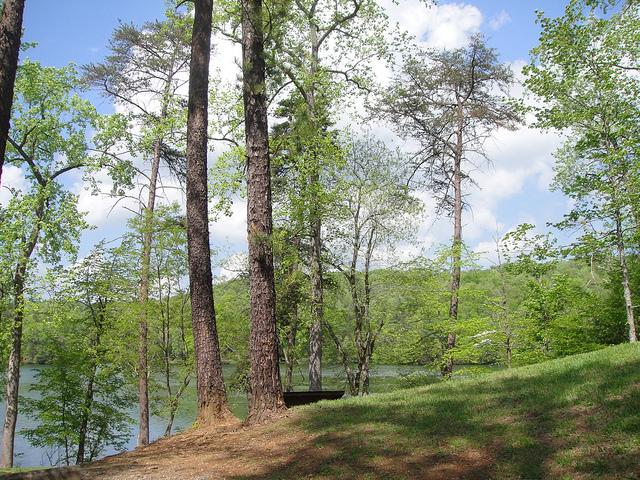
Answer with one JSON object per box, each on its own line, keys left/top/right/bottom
{"left": 232, "top": 345, "right": 640, "bottom": 480}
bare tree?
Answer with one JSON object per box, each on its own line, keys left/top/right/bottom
{"left": 325, "top": 135, "right": 422, "bottom": 395}
{"left": 84, "top": 12, "right": 191, "bottom": 446}
{"left": 380, "top": 35, "right": 520, "bottom": 375}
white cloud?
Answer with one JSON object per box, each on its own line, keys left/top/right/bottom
{"left": 217, "top": 252, "right": 248, "bottom": 281}
{"left": 210, "top": 198, "right": 247, "bottom": 247}
{"left": 420, "top": 3, "right": 483, "bottom": 49}
{"left": 489, "top": 10, "right": 511, "bottom": 31}
{"left": 0, "top": 165, "right": 27, "bottom": 205}
{"left": 73, "top": 170, "right": 138, "bottom": 228}
{"left": 382, "top": 0, "right": 482, "bottom": 49}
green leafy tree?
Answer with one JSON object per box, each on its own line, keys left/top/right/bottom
{"left": 146, "top": 204, "right": 193, "bottom": 436}
{"left": 84, "top": 10, "right": 192, "bottom": 445}
{"left": 523, "top": 0, "right": 640, "bottom": 342}
{"left": 0, "top": 60, "right": 128, "bottom": 467}
{"left": 323, "top": 134, "right": 423, "bottom": 394}
{"left": 264, "top": 0, "right": 390, "bottom": 391}
{"left": 21, "top": 245, "right": 135, "bottom": 466}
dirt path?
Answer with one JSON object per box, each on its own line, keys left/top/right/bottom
{"left": 79, "top": 412, "right": 312, "bottom": 480}
{"left": 9, "top": 409, "right": 492, "bottom": 480}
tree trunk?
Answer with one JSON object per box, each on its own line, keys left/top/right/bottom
{"left": 615, "top": 211, "right": 637, "bottom": 342}
{"left": 443, "top": 116, "right": 464, "bottom": 377}
{"left": 0, "top": 0, "right": 25, "bottom": 187}
{"left": 0, "top": 273, "right": 25, "bottom": 468}
{"left": 306, "top": 23, "right": 324, "bottom": 393}
{"left": 185, "top": 0, "right": 230, "bottom": 423}
{"left": 76, "top": 363, "right": 97, "bottom": 464}
{"left": 324, "top": 321, "right": 357, "bottom": 395}
{"left": 137, "top": 139, "right": 161, "bottom": 446}
{"left": 308, "top": 221, "right": 323, "bottom": 391}
{"left": 165, "top": 373, "right": 191, "bottom": 437}
{"left": 283, "top": 308, "right": 298, "bottom": 392}
{"left": 242, "top": 0, "right": 286, "bottom": 424}
{"left": 1, "top": 192, "right": 42, "bottom": 468}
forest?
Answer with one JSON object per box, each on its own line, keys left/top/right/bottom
{"left": 0, "top": 0, "right": 639, "bottom": 478}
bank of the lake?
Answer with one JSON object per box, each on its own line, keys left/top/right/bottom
{"left": 1, "top": 363, "right": 438, "bottom": 468}
{"left": 7, "top": 343, "right": 634, "bottom": 480}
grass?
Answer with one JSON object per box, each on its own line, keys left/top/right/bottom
{"left": 12, "top": 345, "right": 638, "bottom": 479}
{"left": 248, "top": 343, "right": 640, "bottom": 479}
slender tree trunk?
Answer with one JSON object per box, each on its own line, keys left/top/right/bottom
{"left": 185, "top": 0, "right": 230, "bottom": 423}
{"left": 348, "top": 265, "right": 363, "bottom": 396}
{"left": 308, "top": 250, "right": 323, "bottom": 391}
{"left": 324, "top": 321, "right": 357, "bottom": 395}
{"left": 76, "top": 363, "right": 97, "bottom": 464}
{"left": 307, "top": 25, "right": 324, "bottom": 392}
{"left": 360, "top": 233, "right": 375, "bottom": 396}
{"left": 77, "top": 305, "right": 104, "bottom": 464}
{"left": 137, "top": 139, "right": 161, "bottom": 446}
{"left": 0, "top": 272, "right": 25, "bottom": 468}
{"left": 443, "top": 117, "right": 464, "bottom": 377}
{"left": 361, "top": 357, "right": 371, "bottom": 395}
{"left": 283, "top": 317, "right": 297, "bottom": 392}
{"left": 242, "top": 0, "right": 286, "bottom": 424}
{"left": 0, "top": 0, "right": 26, "bottom": 187}
{"left": 615, "top": 211, "right": 637, "bottom": 342}
{"left": 496, "top": 242, "right": 513, "bottom": 368}
{"left": 1, "top": 191, "right": 42, "bottom": 467}
{"left": 165, "top": 373, "right": 191, "bottom": 437}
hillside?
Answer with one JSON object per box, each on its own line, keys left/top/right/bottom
{"left": 5, "top": 343, "right": 638, "bottom": 480}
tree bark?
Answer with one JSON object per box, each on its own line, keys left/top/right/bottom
{"left": 137, "top": 139, "right": 161, "bottom": 446}
{"left": 1, "top": 195, "right": 42, "bottom": 468}
{"left": 306, "top": 22, "right": 325, "bottom": 392}
{"left": 242, "top": 0, "right": 286, "bottom": 424}
{"left": 308, "top": 220, "right": 323, "bottom": 390}
{"left": 77, "top": 361, "right": 97, "bottom": 463}
{"left": 185, "top": 0, "right": 230, "bottom": 423}
{"left": 0, "top": 269, "right": 26, "bottom": 468}
{"left": 283, "top": 314, "right": 298, "bottom": 392}
{"left": 443, "top": 113, "right": 464, "bottom": 377}
{"left": 615, "top": 211, "right": 637, "bottom": 342}
{"left": 0, "top": 0, "right": 25, "bottom": 187}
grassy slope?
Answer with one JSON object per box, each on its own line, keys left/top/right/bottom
{"left": 4, "top": 344, "right": 639, "bottom": 480}
{"left": 259, "top": 343, "right": 640, "bottom": 479}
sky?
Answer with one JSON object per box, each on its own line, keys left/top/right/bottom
{"left": 6, "top": 0, "right": 575, "bottom": 276}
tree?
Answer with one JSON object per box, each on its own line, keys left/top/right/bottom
{"left": 523, "top": 0, "right": 640, "bottom": 342}
{"left": 0, "top": 0, "right": 26, "bottom": 186}
{"left": 84, "top": 11, "right": 192, "bottom": 446}
{"left": 324, "top": 134, "right": 422, "bottom": 395}
{"left": 121, "top": 203, "right": 194, "bottom": 437}
{"left": 148, "top": 205, "right": 193, "bottom": 436}
{"left": 500, "top": 224, "right": 602, "bottom": 364}
{"left": 272, "top": 230, "right": 306, "bottom": 392}
{"left": 0, "top": 60, "right": 121, "bottom": 467}
{"left": 380, "top": 34, "right": 520, "bottom": 374}
{"left": 265, "top": 0, "right": 389, "bottom": 391}
{"left": 185, "top": 0, "right": 231, "bottom": 422}
{"left": 242, "top": 0, "right": 286, "bottom": 423}
{"left": 269, "top": 91, "right": 340, "bottom": 392}
{"left": 21, "top": 246, "right": 135, "bottom": 465}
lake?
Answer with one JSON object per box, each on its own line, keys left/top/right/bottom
{"left": 0, "top": 363, "right": 429, "bottom": 467}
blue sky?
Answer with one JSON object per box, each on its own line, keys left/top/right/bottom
{"left": 12, "top": 1, "right": 573, "bottom": 272}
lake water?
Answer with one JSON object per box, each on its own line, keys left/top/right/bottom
{"left": 0, "top": 363, "right": 428, "bottom": 467}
